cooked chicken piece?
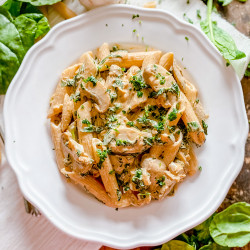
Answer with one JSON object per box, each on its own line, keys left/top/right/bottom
{"left": 61, "top": 131, "right": 93, "bottom": 174}
{"left": 143, "top": 64, "right": 175, "bottom": 92}
{"left": 81, "top": 79, "right": 111, "bottom": 113}
{"left": 130, "top": 167, "right": 151, "bottom": 192}
{"left": 108, "top": 126, "right": 152, "bottom": 154}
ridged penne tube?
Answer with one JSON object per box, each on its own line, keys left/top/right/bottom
{"left": 61, "top": 168, "right": 115, "bottom": 208}
{"left": 47, "top": 64, "right": 81, "bottom": 118}
{"left": 97, "top": 43, "right": 110, "bottom": 62}
{"left": 173, "top": 61, "right": 197, "bottom": 103}
{"left": 143, "top": 64, "right": 175, "bottom": 92}
{"left": 50, "top": 122, "right": 65, "bottom": 170}
{"left": 61, "top": 94, "right": 74, "bottom": 132}
{"left": 98, "top": 51, "right": 162, "bottom": 71}
{"left": 162, "top": 131, "right": 183, "bottom": 167}
{"left": 92, "top": 138, "right": 119, "bottom": 201}
{"left": 181, "top": 92, "right": 206, "bottom": 145}
{"left": 142, "top": 51, "right": 162, "bottom": 70}
{"left": 187, "top": 145, "right": 198, "bottom": 176}
{"left": 77, "top": 101, "right": 94, "bottom": 159}
{"left": 159, "top": 52, "right": 174, "bottom": 71}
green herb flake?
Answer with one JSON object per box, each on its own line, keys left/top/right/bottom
{"left": 132, "top": 14, "right": 139, "bottom": 19}
{"left": 202, "top": 120, "right": 208, "bottom": 135}
{"left": 156, "top": 176, "right": 165, "bottom": 187}
{"left": 185, "top": 36, "right": 189, "bottom": 41}
{"left": 187, "top": 121, "right": 199, "bottom": 132}
{"left": 97, "top": 148, "right": 109, "bottom": 168}
{"left": 168, "top": 108, "right": 178, "bottom": 121}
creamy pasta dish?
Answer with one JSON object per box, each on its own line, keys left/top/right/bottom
{"left": 48, "top": 43, "right": 208, "bottom": 208}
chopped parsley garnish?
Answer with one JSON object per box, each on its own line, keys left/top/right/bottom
{"left": 154, "top": 121, "right": 165, "bottom": 132}
{"left": 187, "top": 121, "right": 199, "bottom": 132}
{"left": 137, "top": 91, "right": 143, "bottom": 97}
{"left": 156, "top": 176, "right": 166, "bottom": 187}
{"left": 113, "top": 79, "right": 124, "bottom": 88}
{"left": 132, "top": 169, "right": 145, "bottom": 190}
{"left": 126, "top": 121, "right": 134, "bottom": 127}
{"left": 183, "top": 13, "right": 193, "bottom": 24}
{"left": 117, "top": 189, "right": 122, "bottom": 201}
{"left": 168, "top": 108, "right": 178, "bottom": 121}
{"left": 116, "top": 139, "right": 131, "bottom": 146}
{"left": 97, "top": 148, "right": 110, "bottom": 168}
{"left": 138, "top": 192, "right": 150, "bottom": 199}
{"left": 168, "top": 83, "right": 180, "bottom": 96}
{"left": 133, "top": 29, "right": 137, "bottom": 33}
{"left": 197, "top": 9, "right": 202, "bottom": 19}
{"left": 195, "top": 98, "right": 199, "bottom": 104}
{"left": 132, "top": 14, "right": 139, "bottom": 19}
{"left": 149, "top": 88, "right": 165, "bottom": 98}
{"left": 61, "top": 78, "right": 75, "bottom": 87}
{"left": 202, "top": 120, "right": 208, "bottom": 135}
{"left": 99, "top": 54, "right": 122, "bottom": 65}
{"left": 76, "top": 150, "right": 81, "bottom": 157}
{"left": 84, "top": 76, "right": 97, "bottom": 86}
{"left": 130, "top": 71, "right": 148, "bottom": 92}
{"left": 109, "top": 170, "right": 115, "bottom": 174}
{"left": 70, "top": 92, "right": 81, "bottom": 103}
{"left": 143, "top": 136, "right": 155, "bottom": 146}
{"left": 185, "top": 36, "right": 189, "bottom": 41}
{"left": 82, "top": 119, "right": 91, "bottom": 125}
{"left": 122, "top": 110, "right": 126, "bottom": 114}
{"left": 198, "top": 166, "right": 202, "bottom": 171}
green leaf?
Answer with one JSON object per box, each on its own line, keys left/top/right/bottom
{"left": 245, "top": 62, "right": 250, "bottom": 77}
{"left": 209, "top": 202, "right": 250, "bottom": 247}
{"left": 0, "top": 42, "right": 20, "bottom": 94}
{"left": 200, "top": 19, "right": 246, "bottom": 61}
{"left": 0, "top": 7, "right": 49, "bottom": 94}
{"left": 2, "top": 0, "right": 22, "bottom": 17}
{"left": 194, "top": 214, "right": 215, "bottom": 244}
{"left": 217, "top": 0, "right": 233, "bottom": 6}
{"left": 18, "top": 0, "right": 61, "bottom": 6}
{"left": 199, "top": 242, "right": 230, "bottom": 250}
{"left": 0, "top": 8, "right": 25, "bottom": 62}
{"left": 161, "top": 240, "right": 195, "bottom": 250}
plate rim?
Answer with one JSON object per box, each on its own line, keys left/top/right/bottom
{"left": 3, "top": 4, "right": 248, "bottom": 249}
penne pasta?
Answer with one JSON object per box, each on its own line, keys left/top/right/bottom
{"left": 48, "top": 43, "right": 208, "bottom": 208}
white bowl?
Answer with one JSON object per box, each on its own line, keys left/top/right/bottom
{"left": 3, "top": 5, "right": 248, "bottom": 249}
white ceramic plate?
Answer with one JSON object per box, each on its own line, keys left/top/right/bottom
{"left": 4, "top": 5, "right": 248, "bottom": 249}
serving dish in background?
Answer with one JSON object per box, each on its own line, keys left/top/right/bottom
{"left": 3, "top": 5, "right": 248, "bottom": 249}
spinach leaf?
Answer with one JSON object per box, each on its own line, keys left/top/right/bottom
{"left": 161, "top": 240, "right": 195, "bottom": 250}
{"left": 199, "top": 242, "right": 230, "bottom": 249}
{"left": 2, "top": 0, "right": 22, "bottom": 17}
{"left": 0, "top": 9, "right": 25, "bottom": 62}
{"left": 209, "top": 202, "right": 250, "bottom": 247}
{"left": 0, "top": 6, "right": 50, "bottom": 94}
{"left": 200, "top": 0, "right": 245, "bottom": 61}
{"left": 18, "top": 0, "right": 61, "bottom": 6}
{"left": 217, "top": 0, "right": 233, "bottom": 6}
{"left": 194, "top": 214, "right": 216, "bottom": 244}
{"left": 0, "top": 43, "right": 20, "bottom": 94}
{"left": 245, "top": 62, "right": 250, "bottom": 77}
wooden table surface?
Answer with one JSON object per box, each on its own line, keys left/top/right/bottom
{"left": 102, "top": 1, "right": 250, "bottom": 249}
